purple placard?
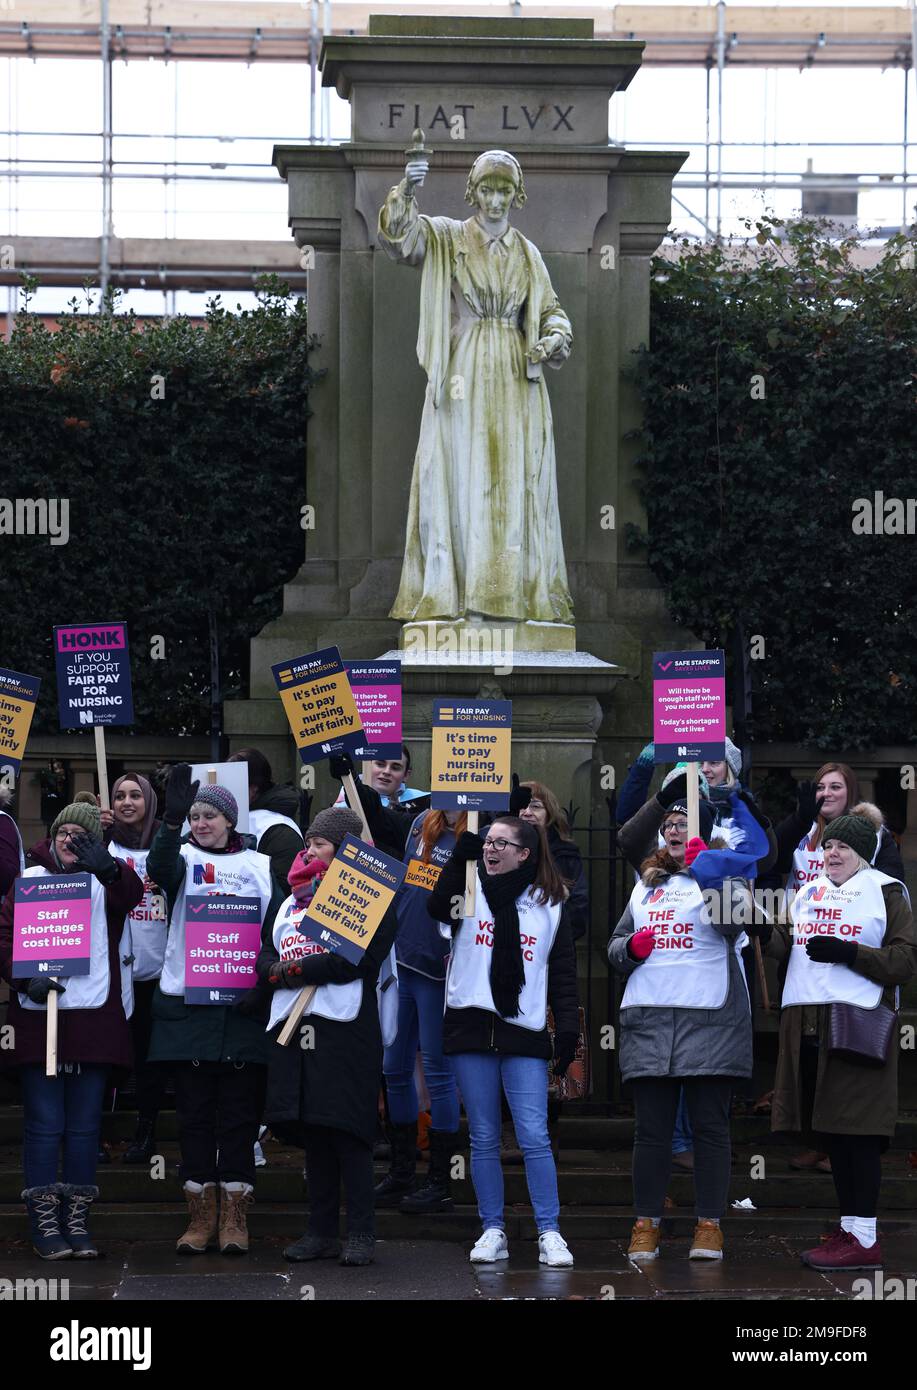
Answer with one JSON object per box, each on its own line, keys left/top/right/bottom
{"left": 12, "top": 873, "right": 93, "bottom": 977}
{"left": 346, "top": 661, "right": 403, "bottom": 760}
{"left": 652, "top": 649, "right": 726, "bottom": 762}
{"left": 183, "top": 895, "right": 262, "bottom": 1005}
{"left": 53, "top": 621, "right": 134, "bottom": 728}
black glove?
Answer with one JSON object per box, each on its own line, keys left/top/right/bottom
{"left": 805, "top": 936, "right": 857, "bottom": 966}
{"left": 552, "top": 1032, "right": 579, "bottom": 1077}
{"left": 656, "top": 773, "right": 687, "bottom": 810}
{"left": 328, "top": 753, "right": 356, "bottom": 782}
{"left": 234, "top": 989, "right": 264, "bottom": 1017}
{"left": 737, "top": 788, "right": 771, "bottom": 831}
{"left": 26, "top": 976, "right": 66, "bottom": 1004}
{"left": 268, "top": 958, "right": 309, "bottom": 989}
{"left": 509, "top": 773, "right": 532, "bottom": 817}
{"left": 796, "top": 780, "right": 826, "bottom": 827}
{"left": 746, "top": 920, "right": 773, "bottom": 948}
{"left": 453, "top": 831, "right": 485, "bottom": 863}
{"left": 68, "top": 832, "right": 119, "bottom": 886}
{"left": 164, "top": 762, "right": 199, "bottom": 828}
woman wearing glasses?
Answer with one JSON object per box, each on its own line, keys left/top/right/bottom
{"left": 0, "top": 798, "right": 143, "bottom": 1258}
{"left": 608, "top": 792, "right": 769, "bottom": 1263}
{"left": 427, "top": 815, "right": 579, "bottom": 1267}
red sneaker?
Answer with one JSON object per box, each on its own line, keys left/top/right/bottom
{"left": 802, "top": 1231, "right": 882, "bottom": 1271}
{"left": 800, "top": 1228, "right": 845, "bottom": 1265}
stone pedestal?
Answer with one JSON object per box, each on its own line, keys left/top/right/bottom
{"left": 227, "top": 14, "right": 692, "bottom": 802}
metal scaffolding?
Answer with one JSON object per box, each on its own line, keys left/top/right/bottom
{"left": 1, "top": 1, "right": 916, "bottom": 317}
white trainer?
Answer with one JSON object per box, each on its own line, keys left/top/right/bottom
{"left": 538, "top": 1231, "right": 574, "bottom": 1267}
{"left": 470, "top": 1228, "right": 509, "bottom": 1263}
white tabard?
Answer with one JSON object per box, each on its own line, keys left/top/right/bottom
{"left": 445, "top": 891, "right": 562, "bottom": 1031}
{"left": 267, "top": 892, "right": 398, "bottom": 1045}
{"left": 621, "top": 874, "right": 732, "bottom": 1011}
{"left": 109, "top": 842, "right": 168, "bottom": 983}
{"left": 782, "top": 868, "right": 905, "bottom": 1009}
{"left": 159, "top": 843, "right": 273, "bottom": 997}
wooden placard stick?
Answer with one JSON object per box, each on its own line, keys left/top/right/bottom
{"left": 753, "top": 936, "right": 771, "bottom": 1013}
{"left": 341, "top": 770, "right": 374, "bottom": 845}
{"left": 45, "top": 988, "right": 58, "bottom": 1077}
{"left": 49, "top": 723, "right": 110, "bottom": 1075}
{"left": 464, "top": 810, "right": 479, "bottom": 917}
{"left": 278, "top": 770, "right": 375, "bottom": 1047}
{"left": 94, "top": 725, "right": 110, "bottom": 812}
{"left": 686, "top": 760, "right": 700, "bottom": 843}
{"left": 207, "top": 767, "right": 217, "bottom": 785}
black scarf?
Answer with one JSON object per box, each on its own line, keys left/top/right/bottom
{"left": 477, "top": 859, "right": 538, "bottom": 1019}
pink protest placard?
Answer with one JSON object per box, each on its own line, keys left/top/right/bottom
{"left": 184, "top": 895, "right": 262, "bottom": 1005}
{"left": 12, "top": 873, "right": 93, "bottom": 976}
{"left": 345, "top": 661, "right": 403, "bottom": 760}
{"left": 652, "top": 649, "right": 726, "bottom": 763}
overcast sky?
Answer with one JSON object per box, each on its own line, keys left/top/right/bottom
{"left": 2, "top": 0, "right": 914, "bottom": 315}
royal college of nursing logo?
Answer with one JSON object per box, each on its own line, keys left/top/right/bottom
{"left": 804, "top": 885, "right": 826, "bottom": 903}
{"left": 192, "top": 862, "right": 216, "bottom": 886}
{"left": 641, "top": 887, "right": 665, "bottom": 906}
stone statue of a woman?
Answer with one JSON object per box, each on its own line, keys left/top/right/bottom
{"left": 378, "top": 146, "right": 575, "bottom": 627}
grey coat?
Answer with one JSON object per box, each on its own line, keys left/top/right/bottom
{"left": 608, "top": 878, "right": 754, "bottom": 1081}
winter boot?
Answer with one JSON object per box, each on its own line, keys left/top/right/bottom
{"left": 176, "top": 1181, "right": 218, "bottom": 1255}
{"left": 22, "top": 1186, "right": 71, "bottom": 1261}
{"left": 59, "top": 1184, "right": 100, "bottom": 1258}
{"left": 373, "top": 1122, "right": 417, "bottom": 1206}
{"left": 340, "top": 1233, "right": 375, "bottom": 1266}
{"left": 400, "top": 1129, "right": 456, "bottom": 1213}
{"left": 219, "top": 1181, "right": 253, "bottom": 1255}
{"left": 123, "top": 1117, "right": 156, "bottom": 1165}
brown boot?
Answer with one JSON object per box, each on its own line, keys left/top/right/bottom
{"left": 219, "top": 1182, "right": 253, "bottom": 1255}
{"left": 176, "top": 1182, "right": 218, "bottom": 1255}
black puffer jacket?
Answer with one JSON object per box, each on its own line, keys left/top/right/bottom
{"left": 548, "top": 827, "right": 589, "bottom": 942}
{"left": 427, "top": 851, "right": 579, "bottom": 1059}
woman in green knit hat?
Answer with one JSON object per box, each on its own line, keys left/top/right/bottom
{"left": 769, "top": 803, "right": 917, "bottom": 1272}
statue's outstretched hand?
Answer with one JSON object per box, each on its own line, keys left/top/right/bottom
{"left": 527, "top": 331, "right": 566, "bottom": 364}
{"left": 404, "top": 158, "right": 429, "bottom": 196}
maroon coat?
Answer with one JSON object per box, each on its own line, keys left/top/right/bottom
{"left": 0, "top": 839, "right": 144, "bottom": 1070}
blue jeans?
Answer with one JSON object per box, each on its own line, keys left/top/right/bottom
{"left": 450, "top": 1051, "right": 560, "bottom": 1234}
{"left": 672, "top": 1087, "right": 694, "bottom": 1155}
{"left": 383, "top": 968, "right": 459, "bottom": 1132}
{"left": 20, "top": 1063, "right": 109, "bottom": 1188}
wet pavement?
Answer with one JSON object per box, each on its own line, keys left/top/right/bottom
{"left": 2, "top": 1229, "right": 916, "bottom": 1300}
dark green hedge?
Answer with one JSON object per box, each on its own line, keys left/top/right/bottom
{"left": 629, "top": 217, "right": 917, "bottom": 750}
{"left": 0, "top": 276, "right": 318, "bottom": 735}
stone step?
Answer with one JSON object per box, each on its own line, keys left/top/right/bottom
{"left": 4, "top": 1145, "right": 917, "bottom": 1209}
{"left": 3, "top": 1104, "right": 917, "bottom": 1149}
{"left": 1, "top": 1203, "right": 915, "bottom": 1244}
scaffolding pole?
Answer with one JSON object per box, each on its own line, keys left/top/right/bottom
{"left": 100, "top": 0, "right": 113, "bottom": 302}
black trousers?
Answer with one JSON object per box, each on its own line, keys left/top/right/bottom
{"left": 130, "top": 979, "right": 168, "bottom": 1122}
{"left": 630, "top": 1076, "right": 735, "bottom": 1220}
{"left": 172, "top": 1061, "right": 266, "bottom": 1186}
{"left": 304, "top": 1124, "right": 375, "bottom": 1238}
{"left": 825, "top": 1133, "right": 883, "bottom": 1218}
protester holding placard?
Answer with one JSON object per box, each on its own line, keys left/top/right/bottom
{"left": 259, "top": 809, "right": 400, "bottom": 1267}
{"left": 375, "top": 807, "right": 463, "bottom": 1213}
{"left": 427, "top": 815, "right": 579, "bottom": 1267}
{"left": 146, "top": 765, "right": 282, "bottom": 1257}
{"left": 0, "top": 798, "right": 143, "bottom": 1259}
{"left": 617, "top": 751, "right": 776, "bottom": 876}
{"left": 608, "top": 792, "right": 770, "bottom": 1263}
{"left": 98, "top": 773, "right": 166, "bottom": 1165}
{"left": 767, "top": 806, "right": 916, "bottom": 1270}
{"left": 228, "top": 747, "right": 304, "bottom": 889}
{"left": 329, "top": 754, "right": 412, "bottom": 858}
